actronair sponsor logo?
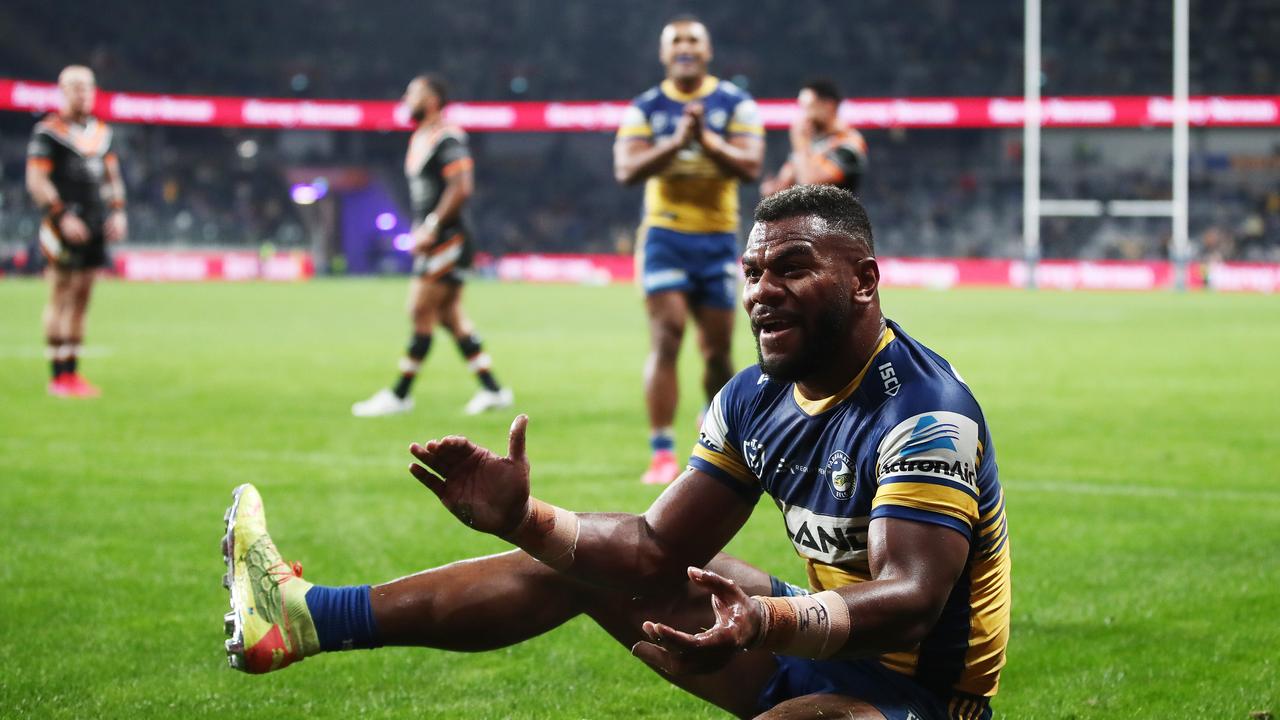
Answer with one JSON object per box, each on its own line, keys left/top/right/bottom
{"left": 781, "top": 505, "right": 869, "bottom": 565}
{"left": 900, "top": 414, "right": 960, "bottom": 456}
{"left": 880, "top": 455, "right": 977, "bottom": 485}
{"left": 877, "top": 411, "right": 981, "bottom": 492}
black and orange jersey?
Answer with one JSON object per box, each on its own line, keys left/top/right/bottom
{"left": 806, "top": 128, "right": 867, "bottom": 194}
{"left": 405, "top": 122, "right": 473, "bottom": 233}
{"left": 690, "top": 319, "right": 1010, "bottom": 703}
{"left": 27, "top": 113, "right": 116, "bottom": 226}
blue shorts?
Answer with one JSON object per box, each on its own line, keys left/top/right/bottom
{"left": 757, "top": 656, "right": 990, "bottom": 720}
{"left": 637, "top": 226, "right": 739, "bottom": 309}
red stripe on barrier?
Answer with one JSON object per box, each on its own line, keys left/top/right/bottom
{"left": 4, "top": 78, "right": 1279, "bottom": 130}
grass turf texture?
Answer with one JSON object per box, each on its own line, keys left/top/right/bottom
{"left": 0, "top": 278, "right": 1276, "bottom": 719}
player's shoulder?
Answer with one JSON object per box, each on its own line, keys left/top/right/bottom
{"left": 872, "top": 320, "right": 984, "bottom": 425}
{"left": 440, "top": 123, "right": 468, "bottom": 143}
{"left": 712, "top": 77, "right": 754, "bottom": 103}
{"left": 715, "top": 364, "right": 789, "bottom": 412}
{"left": 835, "top": 128, "right": 867, "bottom": 154}
{"left": 631, "top": 85, "right": 663, "bottom": 109}
{"left": 32, "top": 112, "right": 64, "bottom": 135}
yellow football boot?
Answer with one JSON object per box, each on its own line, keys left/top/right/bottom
{"left": 221, "top": 483, "right": 320, "bottom": 673}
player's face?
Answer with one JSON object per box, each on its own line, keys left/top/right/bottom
{"left": 403, "top": 79, "right": 438, "bottom": 123}
{"left": 59, "top": 72, "right": 96, "bottom": 117}
{"left": 742, "top": 216, "right": 859, "bottom": 383}
{"left": 798, "top": 89, "right": 837, "bottom": 131}
{"left": 659, "top": 22, "right": 712, "bottom": 82}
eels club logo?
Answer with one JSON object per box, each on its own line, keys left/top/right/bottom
{"left": 826, "top": 450, "right": 855, "bottom": 500}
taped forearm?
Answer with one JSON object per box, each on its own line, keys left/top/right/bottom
{"left": 502, "top": 498, "right": 580, "bottom": 571}
{"left": 751, "top": 591, "right": 851, "bottom": 659}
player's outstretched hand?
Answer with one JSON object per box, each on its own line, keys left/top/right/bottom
{"left": 409, "top": 414, "right": 532, "bottom": 536}
{"left": 631, "top": 567, "right": 763, "bottom": 676}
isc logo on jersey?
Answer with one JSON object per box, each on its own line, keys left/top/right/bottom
{"left": 876, "top": 411, "right": 980, "bottom": 493}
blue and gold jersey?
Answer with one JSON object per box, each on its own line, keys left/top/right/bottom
{"left": 689, "top": 320, "right": 1011, "bottom": 701}
{"left": 617, "top": 76, "right": 764, "bottom": 234}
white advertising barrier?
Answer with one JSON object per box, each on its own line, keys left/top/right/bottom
{"left": 113, "top": 251, "right": 314, "bottom": 282}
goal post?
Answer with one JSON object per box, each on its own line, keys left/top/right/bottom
{"left": 1023, "top": 0, "right": 1191, "bottom": 290}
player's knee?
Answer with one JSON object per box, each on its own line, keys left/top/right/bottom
{"left": 702, "top": 343, "right": 732, "bottom": 370}
{"left": 410, "top": 302, "right": 436, "bottom": 327}
{"left": 650, "top": 324, "right": 683, "bottom": 362}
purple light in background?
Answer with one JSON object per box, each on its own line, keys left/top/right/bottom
{"left": 375, "top": 212, "right": 397, "bottom": 231}
{"left": 393, "top": 233, "right": 414, "bottom": 252}
{"left": 290, "top": 183, "right": 320, "bottom": 205}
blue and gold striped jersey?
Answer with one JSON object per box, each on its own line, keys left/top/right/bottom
{"left": 617, "top": 76, "right": 764, "bottom": 234}
{"left": 689, "top": 319, "right": 1010, "bottom": 700}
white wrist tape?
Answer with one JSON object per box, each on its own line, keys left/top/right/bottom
{"left": 503, "top": 498, "right": 579, "bottom": 571}
{"left": 751, "top": 590, "right": 851, "bottom": 659}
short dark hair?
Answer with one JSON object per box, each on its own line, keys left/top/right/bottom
{"left": 666, "top": 13, "right": 703, "bottom": 27}
{"left": 754, "top": 185, "right": 874, "bottom": 255}
{"left": 801, "top": 78, "right": 841, "bottom": 104}
{"left": 416, "top": 73, "right": 449, "bottom": 107}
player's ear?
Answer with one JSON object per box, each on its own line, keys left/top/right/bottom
{"left": 851, "top": 256, "right": 879, "bottom": 305}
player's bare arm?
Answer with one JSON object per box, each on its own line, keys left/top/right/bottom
{"left": 412, "top": 162, "right": 473, "bottom": 253}
{"left": 761, "top": 161, "right": 797, "bottom": 196}
{"left": 700, "top": 125, "right": 764, "bottom": 182}
{"left": 103, "top": 152, "right": 127, "bottom": 243}
{"left": 26, "top": 157, "right": 90, "bottom": 244}
{"left": 613, "top": 105, "right": 700, "bottom": 185}
{"left": 635, "top": 516, "right": 969, "bottom": 676}
{"left": 409, "top": 414, "right": 754, "bottom": 591}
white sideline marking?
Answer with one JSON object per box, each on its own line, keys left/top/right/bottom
{"left": 0, "top": 346, "right": 115, "bottom": 359}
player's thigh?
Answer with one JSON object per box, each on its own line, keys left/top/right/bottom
{"left": 46, "top": 265, "right": 74, "bottom": 302}
{"left": 638, "top": 226, "right": 695, "bottom": 299}
{"left": 692, "top": 304, "right": 735, "bottom": 359}
{"left": 645, "top": 290, "right": 689, "bottom": 352}
{"left": 406, "top": 276, "right": 451, "bottom": 321}
{"left": 758, "top": 657, "right": 954, "bottom": 720}
{"left": 584, "top": 557, "right": 780, "bottom": 718}
{"left": 436, "top": 283, "right": 475, "bottom": 336}
{"left": 757, "top": 693, "right": 887, "bottom": 719}
{"left": 69, "top": 269, "right": 96, "bottom": 306}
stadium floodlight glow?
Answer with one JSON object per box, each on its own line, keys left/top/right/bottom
{"left": 375, "top": 212, "right": 397, "bottom": 231}
{"left": 290, "top": 184, "right": 320, "bottom": 205}
{"left": 393, "top": 233, "right": 414, "bottom": 252}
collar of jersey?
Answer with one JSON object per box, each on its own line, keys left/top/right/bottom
{"left": 661, "top": 76, "right": 719, "bottom": 102}
{"left": 791, "top": 326, "right": 896, "bottom": 416}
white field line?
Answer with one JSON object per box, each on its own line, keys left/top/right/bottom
{"left": 0, "top": 346, "right": 115, "bottom": 359}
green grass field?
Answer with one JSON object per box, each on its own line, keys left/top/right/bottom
{"left": 1, "top": 278, "right": 1276, "bottom": 719}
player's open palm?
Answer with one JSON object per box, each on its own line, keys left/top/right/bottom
{"left": 409, "top": 414, "right": 532, "bottom": 536}
{"left": 632, "top": 567, "right": 762, "bottom": 676}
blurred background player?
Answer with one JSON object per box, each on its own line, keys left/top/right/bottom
{"left": 26, "top": 65, "right": 127, "bottom": 398}
{"left": 762, "top": 79, "right": 867, "bottom": 196}
{"left": 614, "top": 15, "right": 764, "bottom": 485}
{"left": 353, "top": 74, "right": 513, "bottom": 418}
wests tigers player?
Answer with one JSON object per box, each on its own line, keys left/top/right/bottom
{"left": 26, "top": 65, "right": 127, "bottom": 398}
{"left": 352, "top": 74, "right": 512, "bottom": 417}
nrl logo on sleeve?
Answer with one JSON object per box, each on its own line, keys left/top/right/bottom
{"left": 825, "top": 450, "right": 855, "bottom": 500}
{"left": 742, "top": 438, "right": 765, "bottom": 474}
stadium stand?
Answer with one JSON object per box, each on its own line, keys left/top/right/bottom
{"left": 1, "top": 0, "right": 1278, "bottom": 267}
